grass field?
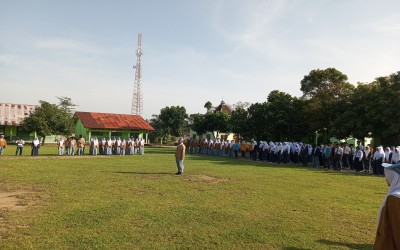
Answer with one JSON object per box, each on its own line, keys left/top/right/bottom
{"left": 0, "top": 145, "right": 386, "bottom": 249}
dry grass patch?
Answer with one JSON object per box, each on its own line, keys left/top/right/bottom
{"left": 183, "top": 174, "right": 229, "bottom": 184}
{"left": 0, "top": 191, "right": 35, "bottom": 211}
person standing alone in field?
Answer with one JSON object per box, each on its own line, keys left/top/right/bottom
{"left": 175, "top": 138, "right": 186, "bottom": 175}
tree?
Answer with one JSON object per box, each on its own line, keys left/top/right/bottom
{"left": 191, "top": 114, "right": 207, "bottom": 136}
{"left": 204, "top": 101, "right": 213, "bottom": 113}
{"left": 230, "top": 107, "right": 250, "bottom": 138}
{"left": 247, "top": 102, "right": 269, "bottom": 140}
{"left": 21, "top": 101, "right": 74, "bottom": 144}
{"left": 231, "top": 101, "right": 251, "bottom": 110}
{"left": 204, "top": 112, "right": 231, "bottom": 137}
{"left": 56, "top": 96, "right": 77, "bottom": 115}
{"left": 148, "top": 114, "right": 165, "bottom": 145}
{"left": 157, "top": 106, "right": 188, "bottom": 143}
{"left": 300, "top": 68, "right": 354, "bottom": 135}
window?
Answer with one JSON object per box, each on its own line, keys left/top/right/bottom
{"left": 111, "top": 131, "right": 122, "bottom": 137}
{"left": 91, "top": 131, "right": 105, "bottom": 136}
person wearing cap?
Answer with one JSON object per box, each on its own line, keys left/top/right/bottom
{"left": 374, "top": 162, "right": 400, "bottom": 249}
{"left": 0, "top": 135, "right": 7, "bottom": 156}
{"left": 175, "top": 137, "right": 186, "bottom": 175}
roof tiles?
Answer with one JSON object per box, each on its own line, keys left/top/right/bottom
{"left": 75, "top": 112, "right": 154, "bottom": 131}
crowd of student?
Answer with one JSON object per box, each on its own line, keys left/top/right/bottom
{"left": 0, "top": 135, "right": 146, "bottom": 156}
{"left": 55, "top": 135, "right": 146, "bottom": 156}
{"left": 184, "top": 138, "right": 398, "bottom": 175}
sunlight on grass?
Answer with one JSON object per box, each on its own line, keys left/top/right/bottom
{"left": 0, "top": 146, "right": 385, "bottom": 249}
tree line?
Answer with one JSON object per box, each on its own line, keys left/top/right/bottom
{"left": 149, "top": 69, "right": 400, "bottom": 145}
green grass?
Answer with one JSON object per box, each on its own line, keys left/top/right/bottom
{"left": 0, "top": 146, "right": 385, "bottom": 249}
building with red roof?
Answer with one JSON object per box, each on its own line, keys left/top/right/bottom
{"left": 74, "top": 112, "right": 154, "bottom": 141}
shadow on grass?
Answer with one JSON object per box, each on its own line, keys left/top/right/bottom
{"left": 316, "top": 239, "right": 373, "bottom": 250}
{"left": 282, "top": 247, "right": 311, "bottom": 250}
{"left": 144, "top": 147, "right": 176, "bottom": 155}
{"left": 187, "top": 154, "right": 385, "bottom": 178}
{"left": 106, "top": 171, "right": 173, "bottom": 175}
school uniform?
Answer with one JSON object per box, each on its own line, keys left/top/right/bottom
{"left": 15, "top": 139, "right": 25, "bottom": 156}
{"left": 353, "top": 148, "right": 363, "bottom": 172}
{"left": 373, "top": 147, "right": 385, "bottom": 175}
{"left": 374, "top": 167, "right": 400, "bottom": 250}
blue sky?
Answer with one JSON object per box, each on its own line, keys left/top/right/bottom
{"left": 1, "top": 0, "right": 399, "bottom": 119}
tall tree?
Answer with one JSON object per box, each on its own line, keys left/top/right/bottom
{"left": 157, "top": 106, "right": 188, "bottom": 140}
{"left": 230, "top": 107, "right": 250, "bottom": 139}
{"left": 22, "top": 101, "right": 74, "bottom": 144}
{"left": 56, "top": 96, "right": 77, "bottom": 115}
{"left": 191, "top": 114, "right": 207, "bottom": 136}
{"left": 148, "top": 114, "right": 165, "bottom": 145}
{"left": 262, "top": 90, "right": 308, "bottom": 141}
{"left": 367, "top": 72, "right": 400, "bottom": 144}
{"left": 300, "top": 68, "right": 354, "bottom": 135}
{"left": 204, "top": 112, "right": 231, "bottom": 137}
{"left": 247, "top": 102, "right": 269, "bottom": 140}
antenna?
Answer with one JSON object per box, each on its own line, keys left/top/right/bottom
{"left": 131, "top": 33, "right": 143, "bottom": 116}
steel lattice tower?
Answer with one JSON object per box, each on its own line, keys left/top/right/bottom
{"left": 131, "top": 33, "right": 143, "bottom": 116}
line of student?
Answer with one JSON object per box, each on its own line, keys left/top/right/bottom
{"left": 57, "top": 136, "right": 146, "bottom": 156}
{"left": 185, "top": 138, "right": 398, "bottom": 175}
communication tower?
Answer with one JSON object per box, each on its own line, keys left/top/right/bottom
{"left": 131, "top": 33, "right": 143, "bottom": 116}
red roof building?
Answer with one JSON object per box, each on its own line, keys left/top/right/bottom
{"left": 74, "top": 112, "right": 154, "bottom": 140}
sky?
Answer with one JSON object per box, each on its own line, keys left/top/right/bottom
{"left": 1, "top": 0, "right": 400, "bottom": 119}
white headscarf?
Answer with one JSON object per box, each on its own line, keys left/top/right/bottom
{"left": 391, "top": 147, "right": 400, "bottom": 163}
{"left": 33, "top": 137, "right": 40, "bottom": 146}
{"left": 384, "top": 147, "right": 392, "bottom": 162}
{"left": 363, "top": 146, "right": 370, "bottom": 158}
{"left": 377, "top": 167, "right": 400, "bottom": 225}
{"left": 373, "top": 146, "right": 385, "bottom": 160}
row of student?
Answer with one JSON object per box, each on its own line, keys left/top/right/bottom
{"left": 0, "top": 135, "right": 145, "bottom": 156}
{"left": 185, "top": 138, "right": 397, "bottom": 175}
{"left": 0, "top": 136, "right": 41, "bottom": 156}
{"left": 57, "top": 136, "right": 146, "bottom": 156}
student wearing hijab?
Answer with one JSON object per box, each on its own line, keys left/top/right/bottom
{"left": 373, "top": 162, "right": 400, "bottom": 249}
{"left": 391, "top": 147, "right": 400, "bottom": 164}
{"left": 31, "top": 137, "right": 40, "bottom": 156}
{"left": 373, "top": 146, "right": 385, "bottom": 175}
{"left": 385, "top": 147, "right": 392, "bottom": 163}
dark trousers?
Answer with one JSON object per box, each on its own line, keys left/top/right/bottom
{"left": 363, "top": 159, "right": 370, "bottom": 171}
{"left": 354, "top": 157, "right": 363, "bottom": 171}
{"left": 349, "top": 155, "right": 354, "bottom": 169}
{"left": 334, "top": 155, "right": 342, "bottom": 170}
{"left": 31, "top": 146, "right": 39, "bottom": 156}
{"left": 343, "top": 154, "right": 349, "bottom": 168}
{"left": 16, "top": 146, "right": 23, "bottom": 155}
